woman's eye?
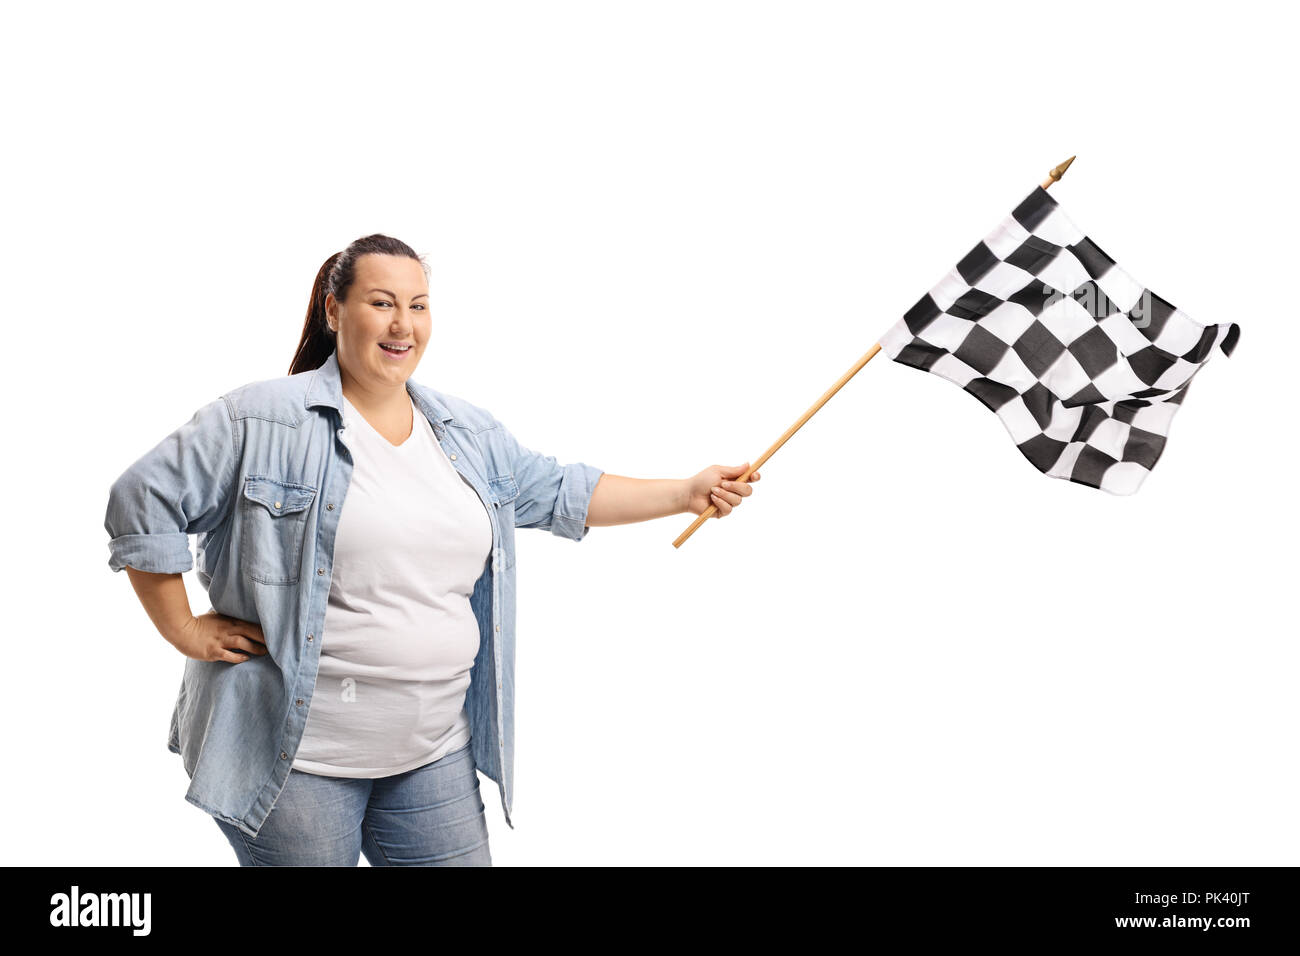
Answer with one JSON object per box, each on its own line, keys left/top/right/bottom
{"left": 373, "top": 300, "right": 391, "bottom": 308}
{"left": 412, "top": 303, "right": 425, "bottom": 310}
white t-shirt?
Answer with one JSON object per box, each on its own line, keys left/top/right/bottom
{"left": 292, "top": 391, "right": 493, "bottom": 777}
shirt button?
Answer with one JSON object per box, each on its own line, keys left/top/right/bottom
{"left": 317, "top": 568, "right": 325, "bottom": 575}
{"left": 280, "top": 751, "right": 288, "bottom": 760}
{"left": 274, "top": 501, "right": 282, "bottom": 509}
{"left": 296, "top": 698, "right": 304, "bottom": 706}
{"left": 450, "top": 453, "right": 457, "bottom": 461}
{"left": 307, "top": 633, "right": 314, "bottom": 643}
{"left": 327, "top": 503, "right": 335, "bottom": 510}
{"left": 495, "top": 624, "right": 500, "bottom": 632}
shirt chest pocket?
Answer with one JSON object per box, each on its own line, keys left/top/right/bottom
{"left": 239, "top": 476, "right": 317, "bottom": 586}
{"left": 488, "top": 474, "right": 518, "bottom": 569}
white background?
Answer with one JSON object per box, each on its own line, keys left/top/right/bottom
{"left": 4, "top": 1, "right": 1296, "bottom": 866}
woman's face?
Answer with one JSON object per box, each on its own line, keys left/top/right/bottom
{"left": 326, "top": 253, "right": 431, "bottom": 392}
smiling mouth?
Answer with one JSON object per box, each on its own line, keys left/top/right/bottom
{"left": 379, "top": 343, "right": 413, "bottom": 357}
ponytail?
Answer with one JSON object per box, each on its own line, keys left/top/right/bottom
{"left": 288, "top": 253, "right": 341, "bottom": 376}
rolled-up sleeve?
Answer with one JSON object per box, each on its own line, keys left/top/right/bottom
{"left": 105, "top": 396, "right": 241, "bottom": 573}
{"left": 495, "top": 419, "right": 603, "bottom": 541}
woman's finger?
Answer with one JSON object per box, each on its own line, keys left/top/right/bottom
{"left": 712, "top": 485, "right": 741, "bottom": 506}
{"left": 234, "top": 620, "right": 267, "bottom": 647}
{"left": 231, "top": 635, "right": 268, "bottom": 656}
{"left": 240, "top": 631, "right": 268, "bottom": 649}
{"left": 720, "top": 480, "right": 751, "bottom": 497}
{"left": 710, "top": 491, "right": 732, "bottom": 515}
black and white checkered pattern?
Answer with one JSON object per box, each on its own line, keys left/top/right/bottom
{"left": 880, "top": 186, "right": 1240, "bottom": 494}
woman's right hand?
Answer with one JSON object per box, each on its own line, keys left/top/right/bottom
{"left": 170, "top": 610, "right": 268, "bottom": 664}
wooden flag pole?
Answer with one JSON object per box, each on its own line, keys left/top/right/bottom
{"left": 672, "top": 156, "right": 1077, "bottom": 549}
{"left": 670, "top": 344, "right": 881, "bottom": 548}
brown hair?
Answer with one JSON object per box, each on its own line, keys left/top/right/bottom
{"left": 288, "top": 234, "right": 428, "bottom": 375}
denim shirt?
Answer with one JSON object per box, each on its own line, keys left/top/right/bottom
{"left": 104, "top": 348, "right": 604, "bottom": 838}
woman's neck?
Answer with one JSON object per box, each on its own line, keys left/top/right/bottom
{"left": 338, "top": 367, "right": 415, "bottom": 445}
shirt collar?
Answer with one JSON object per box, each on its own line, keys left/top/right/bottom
{"left": 305, "top": 347, "right": 455, "bottom": 424}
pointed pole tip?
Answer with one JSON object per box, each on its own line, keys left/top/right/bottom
{"left": 1049, "top": 155, "right": 1076, "bottom": 182}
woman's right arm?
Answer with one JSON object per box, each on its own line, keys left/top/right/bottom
{"left": 124, "top": 567, "right": 266, "bottom": 664}
{"left": 106, "top": 396, "right": 265, "bottom": 663}
{"left": 105, "top": 397, "right": 240, "bottom": 575}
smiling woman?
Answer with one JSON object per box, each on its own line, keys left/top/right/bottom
{"left": 106, "top": 231, "right": 761, "bottom": 868}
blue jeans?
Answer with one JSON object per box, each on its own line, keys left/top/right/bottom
{"left": 211, "top": 741, "right": 492, "bottom": 866}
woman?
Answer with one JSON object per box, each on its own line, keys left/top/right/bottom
{"left": 104, "top": 233, "right": 760, "bottom": 866}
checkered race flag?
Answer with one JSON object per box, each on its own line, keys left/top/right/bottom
{"left": 879, "top": 186, "right": 1240, "bottom": 494}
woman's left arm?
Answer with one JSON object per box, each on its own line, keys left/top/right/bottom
{"left": 585, "top": 462, "right": 762, "bottom": 527}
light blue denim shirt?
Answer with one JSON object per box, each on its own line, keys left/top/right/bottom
{"left": 104, "top": 348, "right": 604, "bottom": 838}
